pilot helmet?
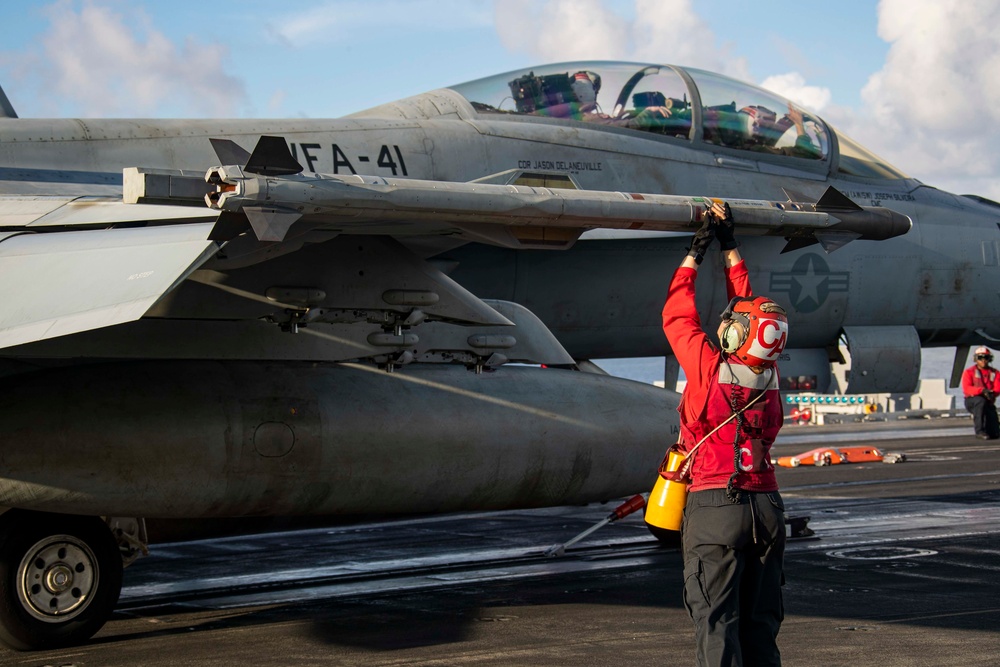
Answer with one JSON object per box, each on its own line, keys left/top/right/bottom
{"left": 719, "top": 296, "right": 788, "bottom": 367}
{"left": 739, "top": 106, "right": 772, "bottom": 132}
{"left": 571, "top": 71, "right": 601, "bottom": 105}
{"left": 975, "top": 346, "right": 993, "bottom": 362}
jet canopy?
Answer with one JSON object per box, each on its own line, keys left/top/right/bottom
{"left": 450, "top": 61, "right": 907, "bottom": 179}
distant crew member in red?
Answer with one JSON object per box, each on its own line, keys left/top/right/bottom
{"left": 662, "top": 201, "right": 788, "bottom": 666}
{"left": 962, "top": 346, "right": 1000, "bottom": 440}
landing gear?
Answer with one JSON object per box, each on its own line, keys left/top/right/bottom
{"left": 0, "top": 510, "right": 123, "bottom": 651}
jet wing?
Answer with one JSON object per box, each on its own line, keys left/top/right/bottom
{"left": 0, "top": 223, "right": 217, "bottom": 349}
{"left": 0, "top": 195, "right": 217, "bottom": 229}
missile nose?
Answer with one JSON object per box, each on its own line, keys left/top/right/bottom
{"left": 836, "top": 205, "right": 913, "bottom": 242}
{"left": 860, "top": 206, "right": 912, "bottom": 240}
{"left": 889, "top": 209, "right": 913, "bottom": 238}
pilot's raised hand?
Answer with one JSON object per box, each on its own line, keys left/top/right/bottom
{"left": 711, "top": 201, "right": 739, "bottom": 250}
{"left": 786, "top": 104, "right": 806, "bottom": 135}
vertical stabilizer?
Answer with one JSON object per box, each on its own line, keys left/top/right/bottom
{"left": 0, "top": 85, "right": 17, "bottom": 119}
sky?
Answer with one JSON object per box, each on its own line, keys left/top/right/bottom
{"left": 0, "top": 0, "right": 998, "bottom": 199}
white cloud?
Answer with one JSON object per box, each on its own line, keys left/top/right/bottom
{"left": 629, "top": 0, "right": 743, "bottom": 77}
{"left": 267, "top": 90, "right": 287, "bottom": 116}
{"left": 273, "top": 0, "right": 493, "bottom": 46}
{"left": 494, "top": 0, "right": 748, "bottom": 78}
{"left": 759, "top": 72, "right": 831, "bottom": 113}
{"left": 26, "top": 0, "right": 247, "bottom": 117}
{"left": 821, "top": 0, "right": 1000, "bottom": 198}
{"left": 494, "top": 0, "right": 628, "bottom": 62}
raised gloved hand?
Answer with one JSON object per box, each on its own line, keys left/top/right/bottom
{"left": 686, "top": 214, "right": 715, "bottom": 264}
{"left": 712, "top": 201, "right": 739, "bottom": 250}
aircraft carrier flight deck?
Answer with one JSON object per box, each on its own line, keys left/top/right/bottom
{"left": 6, "top": 418, "right": 998, "bottom": 667}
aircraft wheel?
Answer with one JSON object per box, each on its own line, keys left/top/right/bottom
{"left": 0, "top": 511, "right": 122, "bottom": 651}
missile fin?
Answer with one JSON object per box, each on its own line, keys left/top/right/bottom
{"left": 208, "top": 210, "right": 252, "bottom": 242}
{"left": 815, "top": 186, "right": 863, "bottom": 211}
{"left": 780, "top": 236, "right": 819, "bottom": 254}
{"left": 209, "top": 138, "right": 252, "bottom": 167}
{"left": 815, "top": 230, "right": 862, "bottom": 253}
{"left": 244, "top": 207, "right": 302, "bottom": 242}
{"left": 245, "top": 136, "right": 303, "bottom": 176}
{"left": 781, "top": 186, "right": 812, "bottom": 203}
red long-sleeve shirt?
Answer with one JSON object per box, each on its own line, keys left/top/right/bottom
{"left": 962, "top": 364, "right": 1000, "bottom": 400}
{"left": 662, "top": 260, "right": 782, "bottom": 492}
{"left": 662, "top": 260, "right": 751, "bottom": 422}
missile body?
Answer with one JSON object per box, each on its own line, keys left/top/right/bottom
{"left": 197, "top": 166, "right": 911, "bottom": 243}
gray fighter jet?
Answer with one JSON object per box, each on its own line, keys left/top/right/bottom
{"left": 0, "top": 60, "right": 984, "bottom": 649}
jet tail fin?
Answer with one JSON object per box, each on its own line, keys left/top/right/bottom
{"left": 0, "top": 84, "right": 18, "bottom": 119}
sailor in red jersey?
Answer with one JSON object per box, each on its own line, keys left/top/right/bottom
{"left": 662, "top": 201, "right": 788, "bottom": 667}
{"left": 961, "top": 346, "right": 1000, "bottom": 439}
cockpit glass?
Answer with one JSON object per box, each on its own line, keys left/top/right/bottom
{"left": 450, "top": 62, "right": 903, "bottom": 172}
{"left": 834, "top": 131, "right": 908, "bottom": 179}
{"left": 685, "top": 68, "right": 829, "bottom": 161}
{"left": 450, "top": 62, "right": 694, "bottom": 139}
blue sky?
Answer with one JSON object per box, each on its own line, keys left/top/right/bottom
{"left": 0, "top": 0, "right": 998, "bottom": 198}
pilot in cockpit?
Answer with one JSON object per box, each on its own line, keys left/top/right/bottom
{"left": 568, "top": 71, "right": 674, "bottom": 130}
{"left": 570, "top": 71, "right": 601, "bottom": 111}
{"left": 735, "top": 103, "right": 825, "bottom": 159}
{"left": 781, "top": 105, "right": 825, "bottom": 158}
{"left": 509, "top": 70, "right": 677, "bottom": 131}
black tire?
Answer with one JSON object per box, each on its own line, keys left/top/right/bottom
{"left": 0, "top": 510, "right": 122, "bottom": 651}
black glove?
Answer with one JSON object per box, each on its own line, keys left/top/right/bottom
{"left": 714, "top": 202, "right": 739, "bottom": 250}
{"left": 686, "top": 216, "right": 715, "bottom": 264}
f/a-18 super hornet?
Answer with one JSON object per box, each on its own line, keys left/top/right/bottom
{"left": 0, "top": 59, "right": 992, "bottom": 649}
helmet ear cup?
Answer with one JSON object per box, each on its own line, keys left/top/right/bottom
{"left": 720, "top": 320, "right": 745, "bottom": 353}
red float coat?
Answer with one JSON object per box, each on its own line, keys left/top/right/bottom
{"left": 962, "top": 364, "right": 1000, "bottom": 401}
{"left": 662, "top": 260, "right": 783, "bottom": 493}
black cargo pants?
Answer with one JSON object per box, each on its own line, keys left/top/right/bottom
{"left": 682, "top": 488, "right": 785, "bottom": 667}
{"left": 964, "top": 395, "right": 999, "bottom": 438}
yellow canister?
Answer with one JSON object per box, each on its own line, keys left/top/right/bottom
{"left": 644, "top": 449, "right": 689, "bottom": 532}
